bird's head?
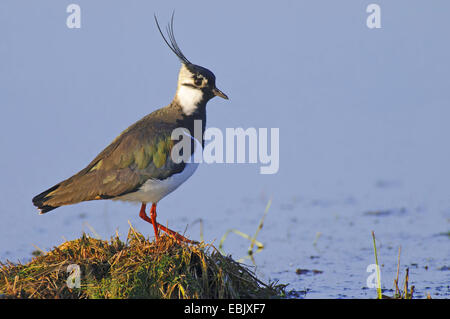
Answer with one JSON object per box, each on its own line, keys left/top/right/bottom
{"left": 155, "top": 14, "right": 228, "bottom": 116}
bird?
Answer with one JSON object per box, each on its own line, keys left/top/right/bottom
{"left": 32, "top": 13, "right": 228, "bottom": 243}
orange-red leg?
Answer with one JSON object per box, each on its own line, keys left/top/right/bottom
{"left": 138, "top": 203, "right": 196, "bottom": 244}
{"left": 139, "top": 203, "right": 154, "bottom": 237}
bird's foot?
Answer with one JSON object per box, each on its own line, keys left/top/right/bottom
{"left": 156, "top": 224, "right": 198, "bottom": 245}
{"left": 139, "top": 203, "right": 198, "bottom": 245}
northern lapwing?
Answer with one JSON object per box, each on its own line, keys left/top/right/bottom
{"left": 32, "top": 14, "right": 228, "bottom": 243}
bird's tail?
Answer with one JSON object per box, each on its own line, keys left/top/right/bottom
{"left": 32, "top": 184, "right": 62, "bottom": 214}
{"left": 32, "top": 172, "right": 113, "bottom": 214}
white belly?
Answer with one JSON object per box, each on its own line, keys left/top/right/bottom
{"left": 115, "top": 162, "right": 199, "bottom": 203}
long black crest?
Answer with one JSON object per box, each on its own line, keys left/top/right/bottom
{"left": 154, "top": 12, "right": 191, "bottom": 65}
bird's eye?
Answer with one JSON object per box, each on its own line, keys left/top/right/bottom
{"left": 194, "top": 77, "right": 203, "bottom": 86}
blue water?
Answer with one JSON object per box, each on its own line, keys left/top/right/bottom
{"left": 0, "top": 1, "right": 449, "bottom": 298}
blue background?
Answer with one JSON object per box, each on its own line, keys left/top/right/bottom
{"left": 1, "top": 1, "right": 449, "bottom": 298}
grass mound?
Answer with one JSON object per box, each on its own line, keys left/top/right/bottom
{"left": 0, "top": 227, "right": 284, "bottom": 299}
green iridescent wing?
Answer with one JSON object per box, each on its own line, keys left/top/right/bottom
{"left": 33, "top": 114, "right": 188, "bottom": 211}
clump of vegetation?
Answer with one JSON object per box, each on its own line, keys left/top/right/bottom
{"left": 0, "top": 227, "right": 284, "bottom": 299}
{"left": 371, "top": 232, "right": 415, "bottom": 299}
{"left": 391, "top": 247, "right": 414, "bottom": 299}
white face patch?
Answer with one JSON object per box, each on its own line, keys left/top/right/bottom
{"left": 176, "top": 85, "right": 204, "bottom": 116}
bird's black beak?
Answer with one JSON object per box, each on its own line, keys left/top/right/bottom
{"left": 213, "top": 87, "right": 229, "bottom": 100}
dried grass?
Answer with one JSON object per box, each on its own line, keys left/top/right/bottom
{"left": 0, "top": 226, "right": 284, "bottom": 299}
